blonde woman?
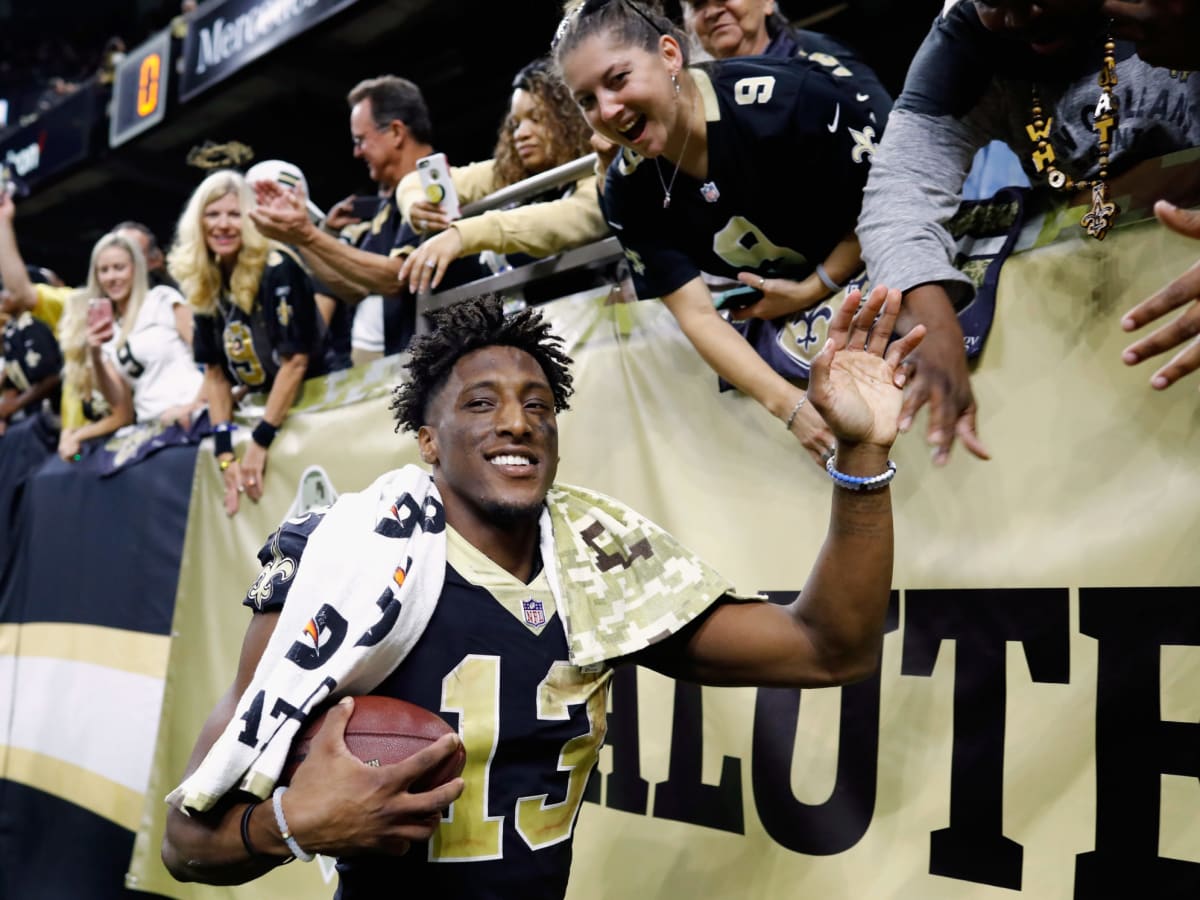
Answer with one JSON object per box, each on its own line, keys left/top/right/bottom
{"left": 58, "top": 234, "right": 202, "bottom": 460}
{"left": 91, "top": 233, "right": 204, "bottom": 425}
{"left": 168, "top": 169, "right": 329, "bottom": 516}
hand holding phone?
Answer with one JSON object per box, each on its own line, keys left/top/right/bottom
{"left": 714, "top": 284, "right": 764, "bottom": 311}
{"left": 87, "top": 297, "right": 115, "bottom": 334}
{"left": 416, "top": 153, "right": 460, "bottom": 220}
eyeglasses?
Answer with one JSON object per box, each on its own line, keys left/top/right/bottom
{"left": 552, "top": 0, "right": 666, "bottom": 50}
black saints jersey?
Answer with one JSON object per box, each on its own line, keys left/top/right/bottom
{"left": 245, "top": 516, "right": 610, "bottom": 900}
{"left": 602, "top": 54, "right": 892, "bottom": 301}
{"left": 2, "top": 311, "right": 62, "bottom": 411}
{"left": 193, "top": 246, "right": 329, "bottom": 391}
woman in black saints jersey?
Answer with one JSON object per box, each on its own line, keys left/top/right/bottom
{"left": 169, "top": 169, "right": 330, "bottom": 516}
{"left": 554, "top": 0, "right": 893, "bottom": 467}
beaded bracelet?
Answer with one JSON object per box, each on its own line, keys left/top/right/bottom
{"left": 271, "top": 786, "right": 314, "bottom": 863}
{"left": 825, "top": 455, "right": 897, "bottom": 491}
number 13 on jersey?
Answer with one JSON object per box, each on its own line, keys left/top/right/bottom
{"left": 431, "top": 654, "right": 610, "bottom": 861}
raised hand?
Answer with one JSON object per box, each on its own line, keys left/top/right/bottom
{"left": 1121, "top": 200, "right": 1200, "bottom": 390}
{"left": 807, "top": 285, "right": 925, "bottom": 449}
{"left": 249, "top": 180, "right": 311, "bottom": 244}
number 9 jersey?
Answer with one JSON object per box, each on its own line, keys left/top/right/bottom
{"left": 192, "top": 245, "right": 330, "bottom": 391}
{"left": 601, "top": 54, "right": 892, "bottom": 301}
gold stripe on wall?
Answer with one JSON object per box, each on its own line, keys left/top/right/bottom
{"left": 0, "top": 623, "right": 170, "bottom": 677}
{"left": 3, "top": 745, "right": 144, "bottom": 831}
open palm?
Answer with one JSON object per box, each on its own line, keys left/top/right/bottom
{"left": 808, "top": 286, "right": 925, "bottom": 448}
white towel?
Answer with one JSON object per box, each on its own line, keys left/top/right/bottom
{"left": 167, "top": 467, "right": 742, "bottom": 814}
{"left": 167, "top": 465, "right": 447, "bottom": 812}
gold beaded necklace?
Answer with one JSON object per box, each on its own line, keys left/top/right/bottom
{"left": 1025, "top": 34, "right": 1120, "bottom": 240}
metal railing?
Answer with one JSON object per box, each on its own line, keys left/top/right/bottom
{"left": 415, "top": 152, "right": 629, "bottom": 323}
{"left": 459, "top": 153, "right": 597, "bottom": 216}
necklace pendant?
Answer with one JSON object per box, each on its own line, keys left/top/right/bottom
{"left": 1080, "top": 182, "right": 1119, "bottom": 241}
{"left": 662, "top": 194, "right": 671, "bottom": 209}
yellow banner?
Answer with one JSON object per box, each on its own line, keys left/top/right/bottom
{"left": 130, "top": 213, "right": 1200, "bottom": 898}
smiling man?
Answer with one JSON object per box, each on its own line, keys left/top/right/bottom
{"left": 162, "top": 289, "right": 922, "bottom": 899}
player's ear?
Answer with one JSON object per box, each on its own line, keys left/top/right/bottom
{"left": 417, "top": 424, "right": 439, "bottom": 465}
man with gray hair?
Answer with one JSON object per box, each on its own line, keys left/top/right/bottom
{"left": 251, "top": 75, "right": 438, "bottom": 363}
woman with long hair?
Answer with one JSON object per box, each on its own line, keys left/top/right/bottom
{"left": 554, "top": 0, "right": 894, "bottom": 466}
{"left": 168, "top": 168, "right": 329, "bottom": 516}
{"left": 57, "top": 232, "right": 203, "bottom": 460}
{"left": 396, "top": 56, "right": 609, "bottom": 293}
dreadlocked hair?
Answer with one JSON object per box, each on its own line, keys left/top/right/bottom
{"left": 390, "top": 294, "right": 574, "bottom": 434}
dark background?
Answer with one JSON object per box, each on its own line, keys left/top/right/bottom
{"left": 0, "top": 0, "right": 943, "bottom": 284}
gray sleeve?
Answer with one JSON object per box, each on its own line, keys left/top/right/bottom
{"left": 857, "top": 105, "right": 995, "bottom": 301}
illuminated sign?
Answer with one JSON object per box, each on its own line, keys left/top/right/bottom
{"left": 110, "top": 29, "right": 172, "bottom": 148}
{"left": 179, "top": 0, "right": 361, "bottom": 102}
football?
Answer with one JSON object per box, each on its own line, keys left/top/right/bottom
{"left": 280, "top": 695, "right": 465, "bottom": 790}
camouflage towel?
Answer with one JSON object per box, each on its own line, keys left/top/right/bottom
{"left": 167, "top": 467, "right": 737, "bottom": 813}
{"left": 545, "top": 483, "right": 745, "bottom": 667}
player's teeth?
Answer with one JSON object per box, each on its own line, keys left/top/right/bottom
{"left": 491, "top": 455, "right": 532, "bottom": 466}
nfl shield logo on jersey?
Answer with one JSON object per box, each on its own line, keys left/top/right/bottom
{"left": 522, "top": 598, "right": 546, "bottom": 628}
{"left": 700, "top": 181, "right": 720, "bottom": 203}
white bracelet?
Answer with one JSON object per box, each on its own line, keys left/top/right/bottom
{"left": 271, "top": 786, "right": 314, "bottom": 862}
{"left": 815, "top": 263, "right": 841, "bottom": 294}
{"left": 825, "top": 455, "right": 897, "bottom": 491}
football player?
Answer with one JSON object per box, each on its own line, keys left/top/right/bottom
{"left": 163, "top": 287, "right": 923, "bottom": 898}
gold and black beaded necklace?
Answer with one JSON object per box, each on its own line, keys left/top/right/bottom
{"left": 1025, "top": 33, "right": 1120, "bottom": 240}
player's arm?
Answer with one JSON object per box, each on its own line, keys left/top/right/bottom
{"left": 163, "top": 611, "right": 464, "bottom": 883}
{"left": 640, "top": 286, "right": 924, "bottom": 687}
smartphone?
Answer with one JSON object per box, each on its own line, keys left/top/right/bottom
{"left": 349, "top": 195, "right": 381, "bottom": 220}
{"left": 416, "top": 153, "right": 461, "bottom": 219}
{"left": 714, "top": 285, "right": 763, "bottom": 311}
{"left": 87, "top": 297, "right": 114, "bottom": 331}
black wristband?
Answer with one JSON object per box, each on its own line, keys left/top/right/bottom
{"left": 240, "top": 801, "right": 261, "bottom": 858}
{"left": 251, "top": 420, "right": 278, "bottom": 449}
{"left": 213, "top": 430, "right": 233, "bottom": 457}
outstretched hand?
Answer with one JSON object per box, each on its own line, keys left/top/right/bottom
{"left": 1121, "top": 200, "right": 1200, "bottom": 390}
{"left": 249, "top": 180, "right": 312, "bottom": 244}
{"left": 807, "top": 285, "right": 925, "bottom": 449}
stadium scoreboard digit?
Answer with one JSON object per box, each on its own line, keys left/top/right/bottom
{"left": 110, "top": 29, "right": 172, "bottom": 148}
